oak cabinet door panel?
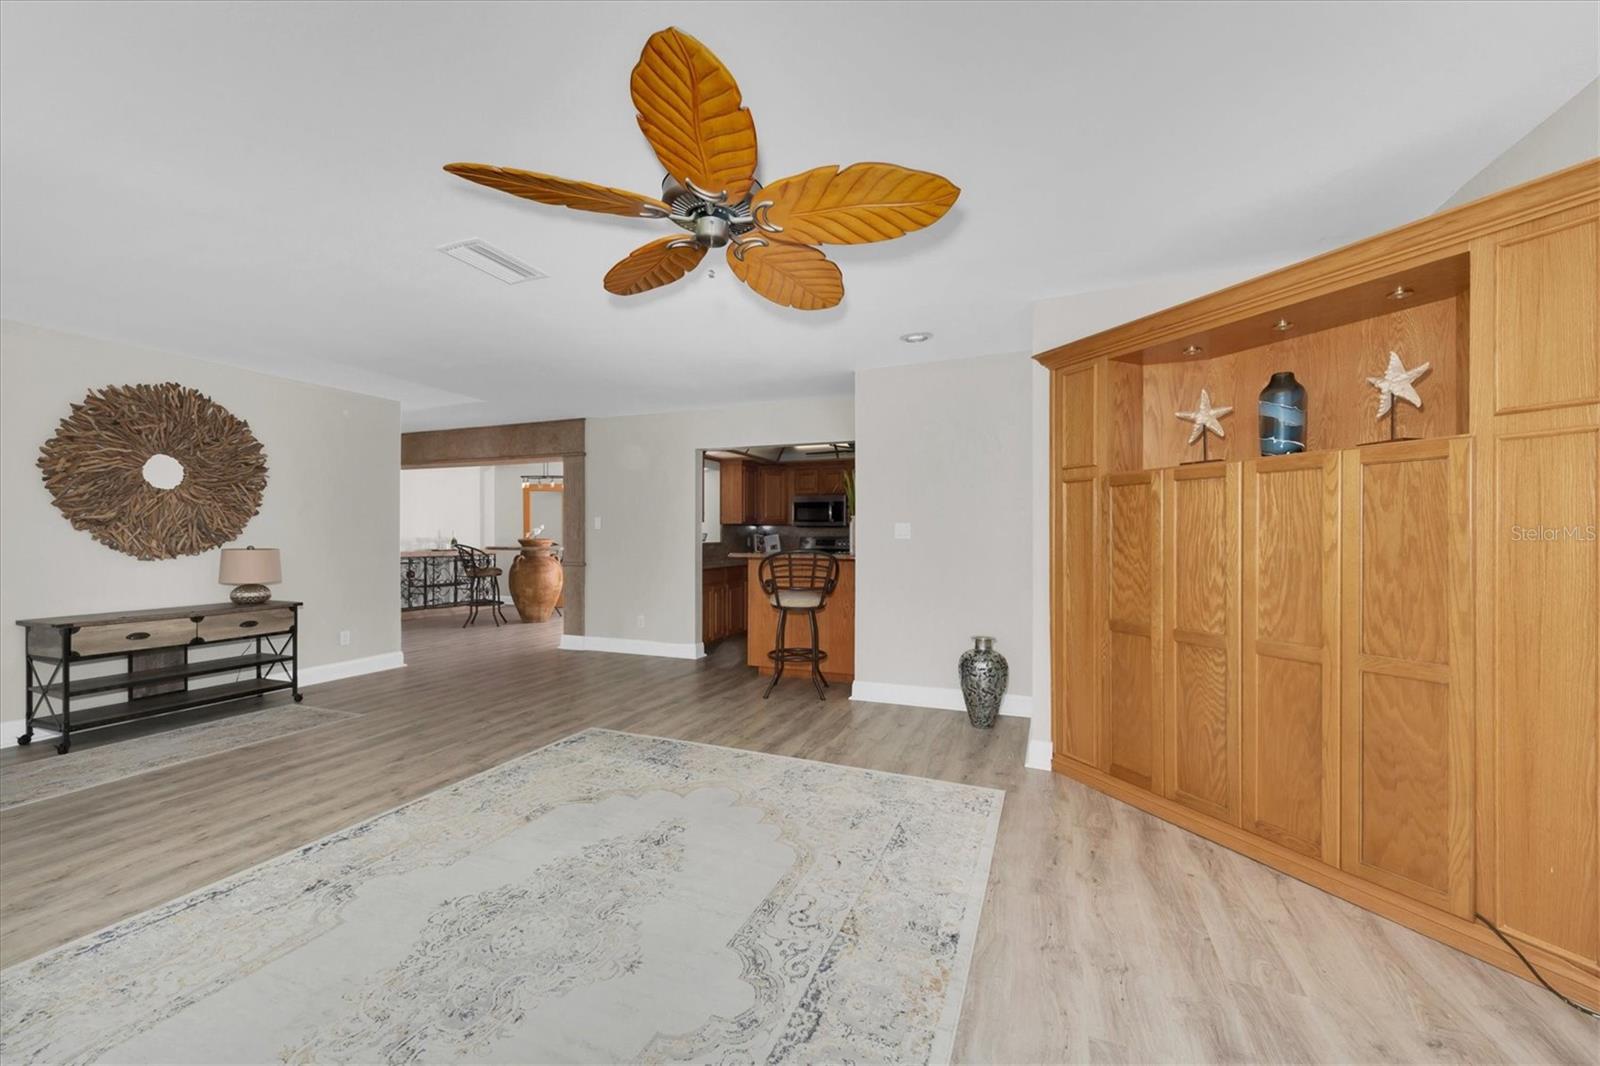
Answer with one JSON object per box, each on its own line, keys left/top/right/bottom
{"left": 1243, "top": 454, "right": 1341, "bottom": 861}
{"left": 1105, "top": 473, "right": 1161, "bottom": 791}
{"left": 1163, "top": 465, "right": 1239, "bottom": 821}
{"left": 1054, "top": 472, "right": 1100, "bottom": 767}
{"left": 1489, "top": 427, "right": 1600, "bottom": 971}
{"left": 1341, "top": 440, "right": 1473, "bottom": 915}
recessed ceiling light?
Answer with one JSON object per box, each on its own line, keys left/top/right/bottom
{"left": 1387, "top": 285, "right": 1414, "bottom": 301}
{"left": 1182, "top": 344, "right": 1203, "bottom": 357}
{"left": 900, "top": 331, "right": 933, "bottom": 344}
{"left": 1272, "top": 318, "right": 1293, "bottom": 332}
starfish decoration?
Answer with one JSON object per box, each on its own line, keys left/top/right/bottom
{"left": 1175, "top": 389, "right": 1233, "bottom": 445}
{"left": 1367, "top": 351, "right": 1431, "bottom": 418}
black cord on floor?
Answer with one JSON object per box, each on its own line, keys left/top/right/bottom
{"left": 1475, "top": 913, "right": 1600, "bottom": 1019}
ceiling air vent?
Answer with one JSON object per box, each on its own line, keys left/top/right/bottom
{"left": 437, "top": 239, "right": 548, "bottom": 284}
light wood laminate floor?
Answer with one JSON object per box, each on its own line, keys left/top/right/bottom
{"left": 2, "top": 614, "right": 1595, "bottom": 1063}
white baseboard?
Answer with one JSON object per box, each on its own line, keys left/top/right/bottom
{"left": 1025, "top": 737, "right": 1053, "bottom": 770}
{"left": 1, "top": 717, "right": 57, "bottom": 747}
{"left": 559, "top": 635, "right": 706, "bottom": 660}
{"left": 849, "top": 681, "right": 1033, "bottom": 718}
{"left": 300, "top": 651, "right": 406, "bottom": 688}
{"left": 0, "top": 651, "right": 405, "bottom": 748}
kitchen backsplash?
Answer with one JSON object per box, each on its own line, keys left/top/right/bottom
{"left": 703, "top": 524, "right": 836, "bottom": 565}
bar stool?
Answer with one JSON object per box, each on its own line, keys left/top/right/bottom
{"left": 758, "top": 551, "right": 840, "bottom": 700}
{"left": 453, "top": 542, "right": 508, "bottom": 628}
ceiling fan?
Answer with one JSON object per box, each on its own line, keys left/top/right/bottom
{"left": 444, "top": 26, "right": 959, "bottom": 311}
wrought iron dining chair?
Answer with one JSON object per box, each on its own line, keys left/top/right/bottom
{"left": 453, "top": 542, "right": 507, "bottom": 627}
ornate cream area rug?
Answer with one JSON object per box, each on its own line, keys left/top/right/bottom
{"left": 0, "top": 703, "right": 357, "bottom": 810}
{"left": 0, "top": 729, "right": 1003, "bottom": 1065}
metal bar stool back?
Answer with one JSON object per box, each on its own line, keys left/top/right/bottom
{"left": 757, "top": 551, "right": 841, "bottom": 700}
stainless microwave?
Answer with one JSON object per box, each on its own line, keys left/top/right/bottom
{"left": 792, "top": 494, "right": 847, "bottom": 527}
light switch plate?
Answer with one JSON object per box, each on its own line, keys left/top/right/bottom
{"left": 894, "top": 522, "right": 912, "bottom": 540}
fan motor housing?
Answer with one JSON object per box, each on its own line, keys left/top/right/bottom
{"left": 694, "top": 215, "right": 731, "bottom": 248}
{"left": 663, "top": 175, "right": 758, "bottom": 246}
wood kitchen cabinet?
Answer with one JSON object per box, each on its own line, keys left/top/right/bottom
{"left": 790, "top": 466, "right": 822, "bottom": 495}
{"left": 718, "top": 459, "right": 759, "bottom": 525}
{"left": 756, "top": 464, "right": 789, "bottom": 525}
{"left": 715, "top": 458, "right": 854, "bottom": 527}
{"left": 701, "top": 565, "right": 747, "bottom": 644}
{"left": 792, "top": 461, "right": 851, "bottom": 496}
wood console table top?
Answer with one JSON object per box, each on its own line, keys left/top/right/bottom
{"left": 16, "top": 600, "right": 303, "bottom": 629}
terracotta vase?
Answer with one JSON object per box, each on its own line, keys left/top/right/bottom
{"left": 508, "top": 538, "right": 564, "bottom": 622}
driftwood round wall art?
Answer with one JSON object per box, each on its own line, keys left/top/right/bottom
{"left": 38, "top": 382, "right": 269, "bottom": 560}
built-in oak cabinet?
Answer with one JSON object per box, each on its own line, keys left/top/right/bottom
{"left": 1104, "top": 472, "right": 1161, "bottom": 791}
{"left": 1240, "top": 453, "right": 1340, "bottom": 863}
{"left": 1162, "top": 463, "right": 1239, "bottom": 823}
{"left": 1052, "top": 469, "right": 1099, "bottom": 768}
{"left": 1042, "top": 161, "right": 1599, "bottom": 1009}
{"left": 1472, "top": 205, "right": 1600, "bottom": 981}
{"left": 1339, "top": 438, "right": 1474, "bottom": 916}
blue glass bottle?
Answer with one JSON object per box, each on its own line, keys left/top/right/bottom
{"left": 1258, "top": 371, "right": 1307, "bottom": 455}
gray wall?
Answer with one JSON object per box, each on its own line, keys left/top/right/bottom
{"left": 1, "top": 319, "right": 402, "bottom": 731}
{"left": 399, "top": 466, "right": 487, "bottom": 550}
{"left": 1443, "top": 78, "right": 1598, "bottom": 208}
{"left": 854, "top": 352, "right": 1034, "bottom": 699}
{"left": 584, "top": 396, "right": 854, "bottom": 650}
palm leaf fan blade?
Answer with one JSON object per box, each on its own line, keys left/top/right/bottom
{"left": 443, "top": 164, "right": 670, "bottom": 218}
{"left": 727, "top": 239, "right": 843, "bottom": 310}
{"left": 756, "top": 163, "right": 959, "bottom": 245}
{"left": 604, "top": 236, "right": 707, "bottom": 295}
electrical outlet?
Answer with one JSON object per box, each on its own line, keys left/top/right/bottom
{"left": 636, "top": 614, "right": 646, "bottom": 629}
{"left": 894, "top": 522, "right": 912, "bottom": 540}
{"left": 338, "top": 629, "right": 351, "bottom": 646}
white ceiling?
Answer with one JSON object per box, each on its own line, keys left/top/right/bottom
{"left": 2, "top": 2, "right": 1594, "bottom": 430}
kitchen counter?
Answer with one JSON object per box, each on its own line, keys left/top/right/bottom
{"left": 741, "top": 555, "right": 854, "bottom": 682}
{"left": 728, "top": 552, "right": 855, "bottom": 560}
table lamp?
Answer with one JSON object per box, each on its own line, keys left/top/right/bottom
{"left": 218, "top": 546, "right": 282, "bottom": 605}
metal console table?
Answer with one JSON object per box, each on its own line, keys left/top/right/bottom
{"left": 15, "top": 600, "right": 303, "bottom": 755}
{"left": 400, "top": 549, "right": 498, "bottom": 613}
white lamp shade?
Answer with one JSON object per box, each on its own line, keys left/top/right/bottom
{"left": 218, "top": 547, "right": 282, "bottom": 585}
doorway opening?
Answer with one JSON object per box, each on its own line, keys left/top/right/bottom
{"left": 697, "top": 441, "right": 856, "bottom": 686}
{"left": 399, "top": 459, "right": 566, "bottom": 634}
